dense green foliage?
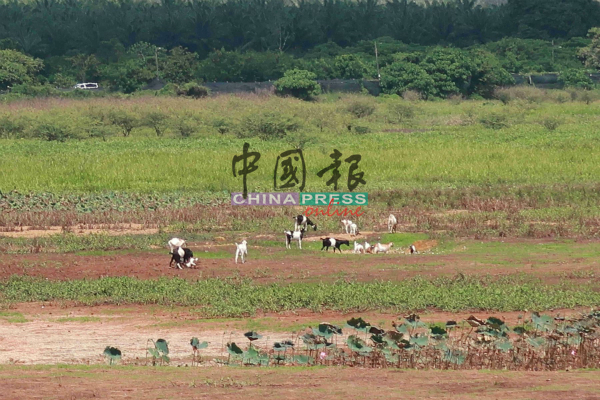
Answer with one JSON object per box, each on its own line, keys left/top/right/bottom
{"left": 274, "top": 69, "right": 321, "bottom": 99}
{"left": 0, "top": 1, "right": 599, "bottom": 96}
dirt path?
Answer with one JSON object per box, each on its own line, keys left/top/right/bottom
{"left": 0, "top": 304, "right": 589, "bottom": 365}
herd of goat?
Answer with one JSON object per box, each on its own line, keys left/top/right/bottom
{"left": 167, "top": 214, "right": 417, "bottom": 269}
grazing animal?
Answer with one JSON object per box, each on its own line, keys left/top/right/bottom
{"left": 170, "top": 247, "right": 197, "bottom": 269}
{"left": 168, "top": 237, "right": 186, "bottom": 253}
{"left": 364, "top": 241, "right": 373, "bottom": 254}
{"left": 321, "top": 237, "right": 350, "bottom": 253}
{"left": 341, "top": 219, "right": 353, "bottom": 234}
{"left": 388, "top": 214, "right": 397, "bottom": 233}
{"left": 373, "top": 242, "right": 394, "bottom": 254}
{"left": 284, "top": 228, "right": 306, "bottom": 249}
{"left": 353, "top": 241, "right": 365, "bottom": 254}
{"left": 294, "top": 215, "right": 317, "bottom": 231}
{"left": 235, "top": 240, "right": 248, "bottom": 264}
{"left": 349, "top": 222, "right": 359, "bottom": 236}
{"left": 409, "top": 244, "right": 417, "bottom": 254}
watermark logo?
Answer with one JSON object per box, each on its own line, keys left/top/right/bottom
{"left": 231, "top": 192, "right": 368, "bottom": 206}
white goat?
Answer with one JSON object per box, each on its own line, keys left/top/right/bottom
{"left": 388, "top": 214, "right": 397, "bottom": 233}
{"left": 353, "top": 241, "right": 364, "bottom": 254}
{"left": 341, "top": 219, "right": 353, "bottom": 234}
{"left": 235, "top": 240, "right": 248, "bottom": 264}
{"left": 168, "top": 237, "right": 186, "bottom": 253}
{"left": 349, "top": 222, "right": 359, "bottom": 236}
{"left": 364, "top": 241, "right": 372, "bottom": 254}
{"left": 373, "top": 242, "right": 394, "bottom": 254}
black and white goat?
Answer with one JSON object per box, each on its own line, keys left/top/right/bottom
{"left": 169, "top": 247, "right": 198, "bottom": 269}
{"left": 294, "top": 215, "right": 317, "bottom": 232}
{"left": 284, "top": 228, "right": 306, "bottom": 249}
{"left": 409, "top": 244, "right": 418, "bottom": 254}
{"left": 320, "top": 237, "right": 350, "bottom": 253}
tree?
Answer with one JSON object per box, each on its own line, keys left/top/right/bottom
{"left": 379, "top": 61, "right": 435, "bottom": 98}
{"left": 274, "top": 69, "right": 321, "bottom": 100}
{"left": 559, "top": 69, "right": 594, "bottom": 90}
{"left": 469, "top": 49, "right": 515, "bottom": 98}
{"left": 0, "top": 49, "right": 43, "bottom": 90}
{"left": 419, "top": 48, "right": 473, "bottom": 98}
{"left": 163, "top": 47, "right": 199, "bottom": 84}
{"left": 333, "top": 54, "right": 369, "bottom": 79}
{"left": 67, "top": 54, "right": 100, "bottom": 82}
{"left": 579, "top": 27, "right": 600, "bottom": 69}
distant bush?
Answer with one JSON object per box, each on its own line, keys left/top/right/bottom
{"left": 274, "top": 69, "right": 321, "bottom": 100}
{"left": 176, "top": 82, "right": 210, "bottom": 98}
{"left": 380, "top": 62, "right": 435, "bottom": 99}
{"left": 238, "top": 111, "right": 300, "bottom": 140}
{"left": 559, "top": 69, "right": 594, "bottom": 90}
{"left": 142, "top": 110, "right": 169, "bottom": 136}
{"left": 386, "top": 102, "right": 415, "bottom": 123}
{"left": 346, "top": 98, "right": 376, "bottom": 118}
{"left": 31, "top": 122, "right": 77, "bottom": 142}
{"left": 172, "top": 117, "right": 196, "bottom": 137}
{"left": 493, "top": 86, "right": 547, "bottom": 104}
{"left": 479, "top": 112, "right": 510, "bottom": 130}
{"left": 540, "top": 116, "right": 562, "bottom": 131}
{"left": 105, "top": 110, "right": 139, "bottom": 137}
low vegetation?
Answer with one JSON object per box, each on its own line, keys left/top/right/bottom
{"left": 1, "top": 275, "right": 598, "bottom": 315}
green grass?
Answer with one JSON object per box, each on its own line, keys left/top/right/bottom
{"left": 1, "top": 274, "right": 598, "bottom": 316}
{"left": 0, "top": 311, "right": 28, "bottom": 323}
{"left": 1, "top": 96, "right": 600, "bottom": 194}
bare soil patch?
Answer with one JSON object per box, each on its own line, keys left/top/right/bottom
{"left": 0, "top": 304, "right": 589, "bottom": 366}
{"left": 2, "top": 366, "right": 599, "bottom": 400}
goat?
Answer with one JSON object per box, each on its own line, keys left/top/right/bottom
{"left": 168, "top": 237, "right": 186, "bottom": 253}
{"left": 409, "top": 244, "right": 418, "bottom": 254}
{"left": 235, "top": 240, "right": 248, "bottom": 264}
{"left": 170, "top": 247, "right": 198, "bottom": 269}
{"left": 294, "top": 215, "right": 317, "bottom": 232}
{"left": 353, "top": 241, "right": 364, "bottom": 254}
{"left": 349, "top": 222, "right": 359, "bottom": 236}
{"left": 388, "top": 214, "right": 397, "bottom": 233}
{"left": 284, "top": 228, "right": 305, "bottom": 249}
{"left": 321, "top": 237, "right": 350, "bottom": 253}
{"left": 341, "top": 219, "right": 353, "bottom": 234}
{"left": 364, "top": 241, "right": 373, "bottom": 254}
{"left": 373, "top": 242, "right": 394, "bottom": 254}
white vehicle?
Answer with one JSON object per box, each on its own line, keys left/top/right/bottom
{"left": 74, "top": 82, "right": 99, "bottom": 89}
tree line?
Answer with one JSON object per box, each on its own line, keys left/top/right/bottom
{"left": 1, "top": 0, "right": 599, "bottom": 58}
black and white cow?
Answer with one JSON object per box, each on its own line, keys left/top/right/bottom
{"left": 284, "top": 228, "right": 306, "bottom": 249}
{"left": 294, "top": 215, "right": 317, "bottom": 232}
{"left": 320, "top": 237, "right": 350, "bottom": 253}
{"left": 169, "top": 247, "right": 198, "bottom": 269}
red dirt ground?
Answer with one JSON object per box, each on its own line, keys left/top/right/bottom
{"left": 2, "top": 366, "right": 599, "bottom": 400}
{"left": 0, "top": 246, "right": 597, "bottom": 285}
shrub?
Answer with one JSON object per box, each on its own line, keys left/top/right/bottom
{"left": 558, "top": 69, "right": 594, "bottom": 90}
{"left": 493, "top": 86, "right": 546, "bottom": 104}
{"left": 238, "top": 111, "right": 299, "bottom": 140}
{"left": 143, "top": 111, "right": 169, "bottom": 136}
{"left": 274, "top": 69, "right": 321, "bottom": 100}
{"left": 353, "top": 126, "right": 370, "bottom": 134}
{"left": 0, "top": 114, "right": 25, "bottom": 138}
{"left": 479, "top": 112, "right": 510, "bottom": 130}
{"left": 402, "top": 90, "right": 423, "bottom": 101}
{"left": 346, "top": 99, "right": 376, "bottom": 118}
{"left": 176, "top": 82, "right": 210, "bottom": 98}
{"left": 540, "top": 116, "right": 561, "bottom": 131}
{"left": 31, "top": 122, "right": 77, "bottom": 142}
{"left": 386, "top": 102, "right": 415, "bottom": 123}
{"left": 106, "top": 110, "right": 139, "bottom": 137}
{"left": 212, "top": 118, "right": 231, "bottom": 134}
{"left": 172, "top": 117, "right": 196, "bottom": 137}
